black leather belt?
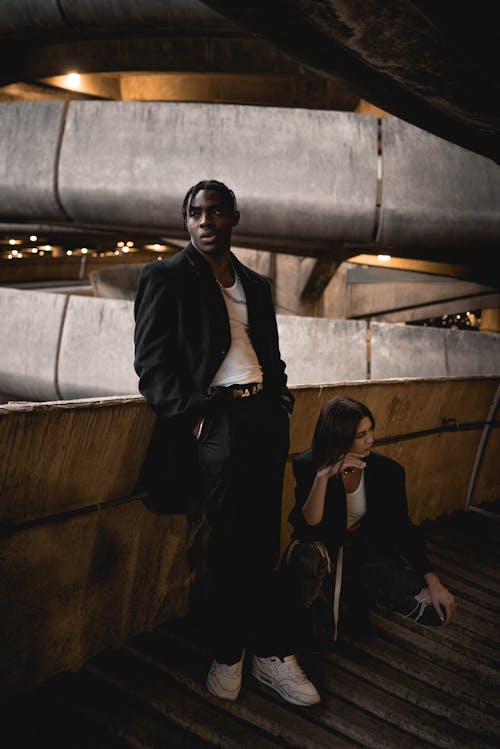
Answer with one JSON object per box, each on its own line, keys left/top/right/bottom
{"left": 208, "top": 382, "right": 264, "bottom": 399}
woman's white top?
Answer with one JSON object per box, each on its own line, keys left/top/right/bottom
{"left": 346, "top": 471, "right": 367, "bottom": 528}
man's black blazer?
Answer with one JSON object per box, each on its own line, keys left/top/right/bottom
{"left": 134, "top": 242, "right": 293, "bottom": 513}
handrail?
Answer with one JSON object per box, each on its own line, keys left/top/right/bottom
{"left": 465, "top": 383, "right": 500, "bottom": 511}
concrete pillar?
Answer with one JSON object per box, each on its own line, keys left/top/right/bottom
{"left": 480, "top": 308, "right": 500, "bottom": 333}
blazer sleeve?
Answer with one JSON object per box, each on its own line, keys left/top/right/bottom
{"left": 289, "top": 453, "right": 326, "bottom": 542}
{"left": 134, "top": 262, "right": 204, "bottom": 431}
{"left": 387, "top": 462, "right": 434, "bottom": 576}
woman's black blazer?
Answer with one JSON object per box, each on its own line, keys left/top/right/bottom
{"left": 289, "top": 449, "right": 432, "bottom": 576}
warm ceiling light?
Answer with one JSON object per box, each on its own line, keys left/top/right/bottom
{"left": 65, "top": 72, "right": 81, "bottom": 89}
{"left": 44, "top": 244, "right": 52, "bottom": 250}
{"left": 8, "top": 238, "right": 17, "bottom": 245}
{"left": 30, "top": 234, "right": 37, "bottom": 241}
{"left": 377, "top": 254, "right": 391, "bottom": 262}
{"left": 81, "top": 247, "right": 88, "bottom": 254}
{"left": 126, "top": 241, "right": 134, "bottom": 247}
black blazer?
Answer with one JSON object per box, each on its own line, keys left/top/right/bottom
{"left": 289, "top": 449, "right": 432, "bottom": 576}
{"left": 134, "top": 242, "right": 293, "bottom": 512}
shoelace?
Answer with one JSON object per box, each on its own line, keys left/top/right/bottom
{"left": 404, "top": 599, "right": 429, "bottom": 622}
{"left": 404, "top": 587, "right": 431, "bottom": 622}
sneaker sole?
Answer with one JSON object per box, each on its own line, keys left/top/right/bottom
{"left": 251, "top": 669, "right": 321, "bottom": 706}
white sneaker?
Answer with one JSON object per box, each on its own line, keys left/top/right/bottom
{"left": 251, "top": 654, "right": 321, "bottom": 706}
{"left": 206, "top": 652, "right": 245, "bottom": 701}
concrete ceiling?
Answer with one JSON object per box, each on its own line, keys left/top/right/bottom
{"left": 201, "top": 0, "right": 500, "bottom": 165}
{"left": 0, "top": 0, "right": 497, "bottom": 163}
{"left": 0, "top": 0, "right": 498, "bottom": 287}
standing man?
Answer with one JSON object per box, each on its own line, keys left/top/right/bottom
{"left": 134, "top": 180, "right": 320, "bottom": 706}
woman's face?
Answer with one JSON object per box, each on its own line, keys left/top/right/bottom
{"left": 350, "top": 416, "right": 374, "bottom": 457}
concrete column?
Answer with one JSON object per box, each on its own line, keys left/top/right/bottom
{"left": 480, "top": 308, "right": 500, "bottom": 333}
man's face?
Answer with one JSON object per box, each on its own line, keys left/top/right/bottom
{"left": 186, "top": 189, "right": 239, "bottom": 257}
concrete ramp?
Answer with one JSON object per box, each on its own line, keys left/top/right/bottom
{"left": 0, "top": 287, "right": 67, "bottom": 400}
{"left": 57, "top": 295, "right": 139, "bottom": 399}
{"left": 277, "top": 315, "right": 366, "bottom": 385}
{"left": 370, "top": 322, "right": 500, "bottom": 380}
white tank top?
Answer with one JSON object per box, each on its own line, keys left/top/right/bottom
{"left": 346, "top": 471, "right": 367, "bottom": 528}
{"left": 210, "top": 273, "right": 263, "bottom": 387}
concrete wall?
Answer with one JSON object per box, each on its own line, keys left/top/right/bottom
{"left": 370, "top": 323, "right": 500, "bottom": 380}
{"left": 0, "top": 287, "right": 67, "bottom": 400}
{"left": 1, "top": 376, "right": 498, "bottom": 691}
{"left": 57, "top": 295, "right": 138, "bottom": 399}
{"left": 1, "top": 288, "right": 500, "bottom": 402}
{"left": 277, "top": 315, "right": 367, "bottom": 385}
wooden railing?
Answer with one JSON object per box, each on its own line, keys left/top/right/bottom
{"left": 1, "top": 376, "right": 498, "bottom": 692}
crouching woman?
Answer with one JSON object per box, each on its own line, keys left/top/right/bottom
{"left": 285, "top": 396, "right": 457, "bottom": 647}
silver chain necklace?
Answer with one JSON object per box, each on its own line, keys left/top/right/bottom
{"left": 216, "top": 273, "right": 247, "bottom": 305}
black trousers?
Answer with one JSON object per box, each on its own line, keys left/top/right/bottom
{"left": 283, "top": 530, "right": 440, "bottom": 651}
{"left": 190, "top": 390, "right": 291, "bottom": 664}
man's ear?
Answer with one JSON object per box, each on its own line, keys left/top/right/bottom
{"left": 232, "top": 210, "right": 240, "bottom": 227}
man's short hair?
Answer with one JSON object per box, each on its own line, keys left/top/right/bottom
{"left": 182, "top": 180, "right": 238, "bottom": 223}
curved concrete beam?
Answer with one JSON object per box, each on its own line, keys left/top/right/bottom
{"left": 378, "top": 118, "right": 500, "bottom": 257}
{"left": 0, "top": 101, "right": 499, "bottom": 271}
{"left": 0, "top": 101, "right": 67, "bottom": 220}
{"left": 0, "top": 0, "right": 299, "bottom": 84}
{"left": 0, "top": 1, "right": 498, "bottom": 164}
{"left": 0, "top": 0, "right": 226, "bottom": 33}
{"left": 56, "top": 102, "right": 378, "bottom": 251}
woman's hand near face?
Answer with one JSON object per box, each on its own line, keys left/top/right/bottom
{"left": 317, "top": 451, "right": 367, "bottom": 480}
{"left": 316, "top": 458, "right": 344, "bottom": 480}
{"left": 303, "top": 453, "right": 367, "bottom": 526}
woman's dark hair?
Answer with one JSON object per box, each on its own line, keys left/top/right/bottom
{"left": 312, "top": 396, "right": 375, "bottom": 469}
{"left": 182, "top": 180, "right": 237, "bottom": 224}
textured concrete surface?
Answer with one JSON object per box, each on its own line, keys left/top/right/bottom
{"left": 0, "top": 287, "right": 67, "bottom": 400}
{"left": 370, "top": 322, "right": 500, "bottom": 380}
{"left": 0, "top": 0, "right": 227, "bottom": 33}
{"left": 57, "top": 102, "right": 378, "bottom": 247}
{"left": 0, "top": 100, "right": 498, "bottom": 276}
{"left": 277, "top": 315, "right": 366, "bottom": 385}
{"left": 202, "top": 1, "right": 500, "bottom": 163}
{"left": 0, "top": 101, "right": 67, "bottom": 219}
{"left": 1, "top": 1, "right": 497, "bottom": 163}
{"left": 57, "top": 295, "right": 139, "bottom": 399}
{"left": 2, "top": 288, "right": 500, "bottom": 401}
{"left": 379, "top": 118, "right": 500, "bottom": 252}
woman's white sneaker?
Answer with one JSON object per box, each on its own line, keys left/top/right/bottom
{"left": 206, "top": 652, "right": 244, "bottom": 701}
{"left": 251, "top": 654, "right": 321, "bottom": 706}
